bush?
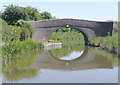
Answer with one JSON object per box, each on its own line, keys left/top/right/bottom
{"left": 16, "top": 20, "right": 34, "bottom": 38}
{"left": 2, "top": 21, "right": 21, "bottom": 43}
{"left": 19, "top": 27, "right": 30, "bottom": 41}
{"left": 1, "top": 19, "right": 33, "bottom": 42}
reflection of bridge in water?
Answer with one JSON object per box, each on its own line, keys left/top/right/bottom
{"left": 30, "top": 46, "right": 113, "bottom": 71}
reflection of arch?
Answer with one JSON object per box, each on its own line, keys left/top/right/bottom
{"left": 30, "top": 46, "right": 113, "bottom": 71}
{"left": 49, "top": 46, "right": 89, "bottom": 62}
{"left": 27, "top": 19, "right": 113, "bottom": 45}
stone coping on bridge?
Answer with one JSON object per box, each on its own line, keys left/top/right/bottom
{"left": 26, "top": 18, "right": 111, "bottom": 23}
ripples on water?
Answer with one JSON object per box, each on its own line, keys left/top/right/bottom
{"left": 2, "top": 45, "right": 119, "bottom": 83}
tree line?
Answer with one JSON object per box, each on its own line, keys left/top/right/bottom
{"left": 1, "top": 5, "right": 56, "bottom": 25}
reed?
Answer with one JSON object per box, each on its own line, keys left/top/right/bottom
{"left": 2, "top": 40, "right": 43, "bottom": 57}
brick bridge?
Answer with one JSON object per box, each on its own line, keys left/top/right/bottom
{"left": 27, "top": 19, "right": 113, "bottom": 45}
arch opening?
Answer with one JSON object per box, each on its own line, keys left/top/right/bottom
{"left": 48, "top": 27, "right": 89, "bottom": 45}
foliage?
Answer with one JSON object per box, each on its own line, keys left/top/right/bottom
{"left": 2, "top": 5, "right": 40, "bottom": 25}
{"left": 19, "top": 27, "right": 30, "bottom": 41}
{"left": 49, "top": 28, "right": 85, "bottom": 45}
{"left": 16, "top": 19, "right": 34, "bottom": 39}
{"left": 1, "top": 19, "right": 34, "bottom": 42}
{"left": 2, "top": 5, "right": 55, "bottom": 25}
{"left": 2, "top": 40, "right": 43, "bottom": 57}
{"left": 40, "top": 11, "right": 53, "bottom": 20}
{"left": 1, "top": 19, "right": 21, "bottom": 43}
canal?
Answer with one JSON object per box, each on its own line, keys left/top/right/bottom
{"left": 2, "top": 45, "right": 118, "bottom": 83}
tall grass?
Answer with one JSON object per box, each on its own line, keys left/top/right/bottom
{"left": 2, "top": 40, "right": 43, "bottom": 57}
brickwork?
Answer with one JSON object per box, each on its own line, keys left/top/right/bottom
{"left": 27, "top": 19, "right": 113, "bottom": 45}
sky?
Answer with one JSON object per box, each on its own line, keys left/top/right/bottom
{"left": 0, "top": 0, "right": 119, "bottom": 21}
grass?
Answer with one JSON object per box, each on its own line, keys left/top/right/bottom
{"left": 89, "top": 31, "right": 118, "bottom": 54}
{"left": 49, "top": 28, "right": 85, "bottom": 45}
{"left": 2, "top": 40, "right": 43, "bottom": 57}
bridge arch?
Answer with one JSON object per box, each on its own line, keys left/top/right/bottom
{"left": 27, "top": 18, "right": 113, "bottom": 45}
{"left": 47, "top": 26, "right": 95, "bottom": 45}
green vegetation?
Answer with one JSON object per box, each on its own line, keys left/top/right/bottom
{"left": 49, "top": 28, "right": 85, "bottom": 45}
{"left": 0, "top": 15, "right": 2, "bottom": 75}
{"left": 0, "top": 18, "right": 43, "bottom": 59}
{"left": 1, "top": 18, "right": 34, "bottom": 43}
{"left": 40, "top": 11, "right": 54, "bottom": 20}
{"left": 89, "top": 22, "right": 119, "bottom": 54}
{"left": 1, "top": 9, "right": 44, "bottom": 81}
{"left": 2, "top": 40, "right": 43, "bottom": 57}
{"left": 1, "top": 5, "right": 56, "bottom": 58}
{"left": 0, "top": 17, "right": 43, "bottom": 57}
{"left": 2, "top": 5, "right": 56, "bottom": 25}
{"left": 16, "top": 19, "right": 34, "bottom": 39}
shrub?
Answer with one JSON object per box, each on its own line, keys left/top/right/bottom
{"left": 19, "top": 27, "right": 30, "bottom": 41}
{"left": 1, "top": 19, "right": 33, "bottom": 42}
{"left": 2, "top": 22, "right": 21, "bottom": 43}
{"left": 16, "top": 20, "right": 34, "bottom": 38}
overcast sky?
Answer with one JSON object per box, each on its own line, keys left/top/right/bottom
{"left": 0, "top": 0, "right": 119, "bottom": 21}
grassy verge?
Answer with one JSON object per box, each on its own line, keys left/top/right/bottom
{"left": 89, "top": 32, "right": 118, "bottom": 54}
{"left": 2, "top": 40, "right": 43, "bottom": 57}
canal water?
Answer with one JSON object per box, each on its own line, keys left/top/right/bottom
{"left": 2, "top": 45, "right": 118, "bottom": 83}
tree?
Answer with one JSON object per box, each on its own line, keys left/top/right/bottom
{"left": 2, "top": 5, "right": 40, "bottom": 25}
{"left": 2, "top": 5, "right": 56, "bottom": 25}
{"left": 2, "top": 5, "right": 21, "bottom": 25}
{"left": 40, "top": 11, "right": 53, "bottom": 20}
{"left": 24, "top": 6, "right": 40, "bottom": 21}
